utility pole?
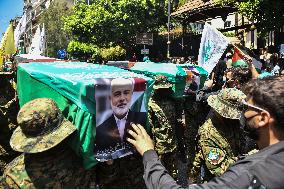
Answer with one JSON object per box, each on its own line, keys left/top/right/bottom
{"left": 167, "top": 0, "right": 171, "bottom": 59}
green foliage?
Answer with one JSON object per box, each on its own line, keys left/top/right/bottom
{"left": 67, "top": 40, "right": 99, "bottom": 60}
{"left": 40, "top": 2, "right": 72, "bottom": 58}
{"left": 100, "top": 46, "right": 126, "bottom": 61}
{"left": 64, "top": 1, "right": 166, "bottom": 48}
{"left": 177, "top": 0, "right": 188, "bottom": 7}
{"left": 222, "top": 32, "right": 235, "bottom": 37}
{"left": 63, "top": 0, "right": 172, "bottom": 60}
{"left": 217, "top": 0, "right": 284, "bottom": 34}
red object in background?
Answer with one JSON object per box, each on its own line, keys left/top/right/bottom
{"left": 232, "top": 47, "right": 245, "bottom": 63}
{"left": 128, "top": 62, "right": 135, "bottom": 68}
{"left": 129, "top": 53, "right": 137, "bottom": 62}
{"left": 133, "top": 78, "right": 146, "bottom": 91}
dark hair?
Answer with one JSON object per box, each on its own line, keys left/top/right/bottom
{"left": 231, "top": 67, "right": 252, "bottom": 85}
{"left": 242, "top": 76, "right": 284, "bottom": 131}
{"left": 213, "top": 60, "right": 227, "bottom": 81}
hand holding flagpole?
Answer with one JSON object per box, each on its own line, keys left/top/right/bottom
{"left": 232, "top": 44, "right": 259, "bottom": 79}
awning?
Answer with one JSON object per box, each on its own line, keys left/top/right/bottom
{"left": 172, "top": 0, "right": 236, "bottom": 23}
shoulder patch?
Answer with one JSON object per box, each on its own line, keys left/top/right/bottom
{"left": 207, "top": 148, "right": 224, "bottom": 165}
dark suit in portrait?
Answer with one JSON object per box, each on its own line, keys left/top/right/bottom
{"left": 94, "top": 110, "right": 147, "bottom": 154}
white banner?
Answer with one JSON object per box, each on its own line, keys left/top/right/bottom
{"left": 198, "top": 23, "right": 229, "bottom": 74}
{"left": 29, "top": 26, "right": 41, "bottom": 55}
{"left": 14, "top": 13, "right": 26, "bottom": 48}
{"left": 29, "top": 25, "right": 45, "bottom": 55}
{"left": 39, "top": 23, "right": 45, "bottom": 55}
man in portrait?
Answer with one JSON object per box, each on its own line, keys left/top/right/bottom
{"left": 95, "top": 78, "right": 147, "bottom": 159}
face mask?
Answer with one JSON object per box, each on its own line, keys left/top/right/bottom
{"left": 240, "top": 113, "right": 260, "bottom": 140}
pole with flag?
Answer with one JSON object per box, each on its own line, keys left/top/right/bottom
{"left": 29, "top": 26, "right": 42, "bottom": 55}
{"left": 39, "top": 23, "right": 45, "bottom": 55}
{"left": 14, "top": 13, "right": 27, "bottom": 49}
{"left": 0, "top": 23, "right": 17, "bottom": 67}
{"left": 232, "top": 45, "right": 262, "bottom": 71}
{"left": 198, "top": 23, "right": 229, "bottom": 74}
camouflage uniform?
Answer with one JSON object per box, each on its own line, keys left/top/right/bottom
{"left": 96, "top": 154, "right": 146, "bottom": 189}
{"left": 0, "top": 98, "right": 97, "bottom": 188}
{"left": 148, "top": 97, "right": 177, "bottom": 155}
{"left": 147, "top": 76, "right": 179, "bottom": 179}
{"left": 0, "top": 148, "right": 96, "bottom": 189}
{"left": 0, "top": 76, "right": 19, "bottom": 174}
{"left": 190, "top": 88, "right": 246, "bottom": 183}
{"left": 190, "top": 116, "right": 240, "bottom": 182}
{"left": 183, "top": 95, "right": 210, "bottom": 170}
{"left": 0, "top": 75, "right": 15, "bottom": 106}
{"left": 148, "top": 97, "right": 178, "bottom": 179}
{"left": 0, "top": 107, "right": 16, "bottom": 175}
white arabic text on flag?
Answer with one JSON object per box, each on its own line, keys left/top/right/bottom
{"left": 198, "top": 23, "right": 229, "bottom": 74}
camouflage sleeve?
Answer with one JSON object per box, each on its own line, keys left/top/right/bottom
{"left": 190, "top": 146, "right": 203, "bottom": 183}
{"left": 148, "top": 100, "right": 176, "bottom": 155}
{"left": 0, "top": 175, "right": 20, "bottom": 189}
{"left": 199, "top": 138, "right": 237, "bottom": 176}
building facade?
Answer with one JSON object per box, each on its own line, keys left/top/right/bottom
{"left": 21, "top": 0, "right": 74, "bottom": 53}
{"left": 172, "top": 0, "right": 283, "bottom": 55}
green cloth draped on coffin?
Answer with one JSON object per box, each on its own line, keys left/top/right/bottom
{"left": 130, "top": 62, "right": 208, "bottom": 98}
{"left": 17, "top": 62, "right": 154, "bottom": 169}
{"left": 130, "top": 62, "right": 187, "bottom": 98}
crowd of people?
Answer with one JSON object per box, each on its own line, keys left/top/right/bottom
{"left": 129, "top": 76, "right": 284, "bottom": 189}
{"left": 0, "top": 47, "right": 284, "bottom": 189}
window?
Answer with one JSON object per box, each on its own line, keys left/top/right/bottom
{"left": 224, "top": 21, "right": 231, "bottom": 28}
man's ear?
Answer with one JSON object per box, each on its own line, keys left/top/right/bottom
{"left": 259, "top": 111, "right": 271, "bottom": 127}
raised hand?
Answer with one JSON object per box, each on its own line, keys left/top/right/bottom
{"left": 127, "top": 123, "right": 154, "bottom": 156}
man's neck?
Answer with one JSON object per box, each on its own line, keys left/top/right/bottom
{"left": 114, "top": 111, "right": 128, "bottom": 120}
{"left": 257, "top": 126, "right": 284, "bottom": 149}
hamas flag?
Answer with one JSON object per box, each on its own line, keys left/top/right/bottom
{"left": 198, "top": 23, "right": 229, "bottom": 74}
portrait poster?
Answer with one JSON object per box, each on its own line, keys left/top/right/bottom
{"left": 94, "top": 77, "right": 147, "bottom": 162}
{"left": 183, "top": 67, "right": 200, "bottom": 93}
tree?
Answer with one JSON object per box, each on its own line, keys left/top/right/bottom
{"left": 40, "top": 1, "right": 73, "bottom": 58}
{"left": 67, "top": 40, "right": 99, "bottom": 61}
{"left": 217, "top": 0, "right": 284, "bottom": 34}
{"left": 63, "top": 0, "right": 170, "bottom": 60}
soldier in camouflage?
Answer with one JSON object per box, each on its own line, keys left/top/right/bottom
{"left": 0, "top": 98, "right": 96, "bottom": 188}
{"left": 148, "top": 75, "right": 179, "bottom": 179}
{"left": 183, "top": 95, "right": 211, "bottom": 174}
{"left": 0, "top": 75, "right": 20, "bottom": 175}
{"left": 96, "top": 154, "right": 145, "bottom": 189}
{"left": 190, "top": 88, "right": 246, "bottom": 183}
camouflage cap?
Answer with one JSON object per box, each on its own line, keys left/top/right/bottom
{"left": 153, "top": 75, "right": 173, "bottom": 89}
{"left": 10, "top": 98, "right": 76, "bottom": 153}
{"left": 207, "top": 88, "right": 246, "bottom": 119}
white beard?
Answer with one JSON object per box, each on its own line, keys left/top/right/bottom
{"left": 111, "top": 102, "right": 131, "bottom": 117}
